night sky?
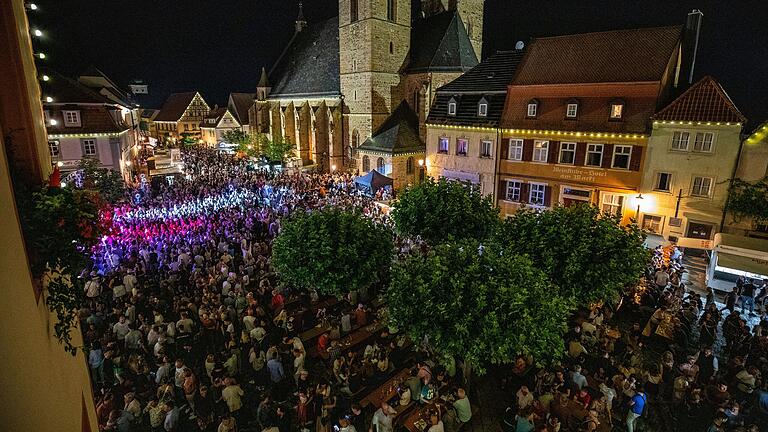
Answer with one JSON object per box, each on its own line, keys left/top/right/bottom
{"left": 33, "top": 0, "right": 767, "bottom": 127}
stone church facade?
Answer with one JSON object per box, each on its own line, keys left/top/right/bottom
{"left": 249, "top": 0, "right": 484, "bottom": 185}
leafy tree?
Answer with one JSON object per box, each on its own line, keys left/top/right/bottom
{"left": 272, "top": 209, "right": 393, "bottom": 297}
{"left": 77, "top": 158, "right": 126, "bottom": 203}
{"left": 263, "top": 134, "right": 296, "bottom": 163}
{"left": 726, "top": 177, "right": 768, "bottom": 223}
{"left": 222, "top": 129, "right": 255, "bottom": 154}
{"left": 391, "top": 177, "right": 499, "bottom": 244}
{"left": 180, "top": 132, "right": 197, "bottom": 146}
{"left": 387, "top": 240, "right": 571, "bottom": 374}
{"left": 496, "top": 204, "right": 649, "bottom": 305}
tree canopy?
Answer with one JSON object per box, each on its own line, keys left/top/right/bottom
{"left": 222, "top": 129, "right": 254, "bottom": 153}
{"left": 272, "top": 208, "right": 393, "bottom": 297}
{"left": 263, "top": 134, "right": 296, "bottom": 163}
{"left": 495, "top": 204, "right": 649, "bottom": 305}
{"left": 726, "top": 177, "right": 768, "bottom": 223}
{"left": 391, "top": 177, "right": 499, "bottom": 244}
{"left": 387, "top": 241, "right": 571, "bottom": 372}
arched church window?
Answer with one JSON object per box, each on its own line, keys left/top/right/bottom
{"left": 362, "top": 155, "right": 370, "bottom": 172}
{"left": 406, "top": 156, "right": 414, "bottom": 174}
{"left": 376, "top": 157, "right": 385, "bottom": 173}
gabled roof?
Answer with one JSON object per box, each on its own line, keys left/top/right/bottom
{"left": 78, "top": 66, "right": 133, "bottom": 107}
{"left": 512, "top": 26, "right": 682, "bottom": 85}
{"left": 406, "top": 11, "right": 478, "bottom": 73}
{"left": 269, "top": 17, "right": 340, "bottom": 98}
{"left": 141, "top": 109, "right": 159, "bottom": 120}
{"left": 200, "top": 107, "right": 228, "bottom": 128}
{"left": 437, "top": 49, "right": 525, "bottom": 94}
{"left": 428, "top": 93, "right": 506, "bottom": 128}
{"left": 654, "top": 76, "right": 746, "bottom": 123}
{"left": 40, "top": 69, "right": 115, "bottom": 105}
{"left": 228, "top": 93, "right": 255, "bottom": 125}
{"left": 358, "top": 102, "right": 424, "bottom": 155}
{"left": 155, "top": 92, "right": 199, "bottom": 122}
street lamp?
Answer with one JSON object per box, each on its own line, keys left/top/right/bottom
{"left": 331, "top": 164, "right": 337, "bottom": 171}
{"left": 635, "top": 193, "right": 644, "bottom": 221}
{"left": 418, "top": 158, "right": 425, "bottom": 182}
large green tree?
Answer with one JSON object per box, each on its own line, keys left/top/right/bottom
{"left": 222, "top": 129, "right": 255, "bottom": 154}
{"left": 725, "top": 177, "right": 768, "bottom": 223}
{"left": 272, "top": 209, "right": 393, "bottom": 297}
{"left": 496, "top": 204, "right": 649, "bottom": 305}
{"left": 262, "top": 134, "right": 296, "bottom": 163}
{"left": 391, "top": 177, "right": 499, "bottom": 244}
{"left": 387, "top": 240, "right": 571, "bottom": 373}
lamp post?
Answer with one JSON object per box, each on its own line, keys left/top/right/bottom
{"left": 635, "top": 193, "right": 644, "bottom": 222}
{"left": 418, "top": 158, "right": 425, "bottom": 183}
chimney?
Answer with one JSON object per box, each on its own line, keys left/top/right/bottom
{"left": 295, "top": 1, "right": 307, "bottom": 33}
{"left": 681, "top": 9, "right": 703, "bottom": 85}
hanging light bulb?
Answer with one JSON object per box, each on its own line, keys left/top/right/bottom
{"left": 41, "top": 74, "right": 50, "bottom": 81}
{"left": 37, "top": 52, "right": 46, "bottom": 59}
{"left": 33, "top": 29, "right": 43, "bottom": 37}
{"left": 45, "top": 96, "right": 53, "bottom": 102}
{"left": 27, "top": 3, "right": 38, "bottom": 10}
{"left": 50, "top": 119, "right": 58, "bottom": 125}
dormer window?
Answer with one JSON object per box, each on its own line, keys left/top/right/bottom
{"left": 610, "top": 100, "right": 625, "bottom": 120}
{"left": 478, "top": 97, "right": 488, "bottom": 117}
{"left": 527, "top": 99, "right": 538, "bottom": 117}
{"left": 566, "top": 100, "right": 579, "bottom": 118}
{"left": 63, "top": 110, "right": 81, "bottom": 127}
{"left": 448, "top": 98, "right": 457, "bottom": 116}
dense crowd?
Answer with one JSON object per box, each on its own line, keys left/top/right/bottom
{"left": 81, "top": 150, "right": 466, "bottom": 432}
{"left": 500, "top": 247, "right": 768, "bottom": 432}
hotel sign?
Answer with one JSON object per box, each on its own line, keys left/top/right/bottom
{"left": 552, "top": 166, "right": 607, "bottom": 183}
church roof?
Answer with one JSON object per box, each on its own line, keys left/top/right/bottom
{"left": 358, "top": 102, "right": 424, "bottom": 155}
{"left": 406, "top": 11, "right": 478, "bottom": 73}
{"left": 155, "top": 92, "right": 199, "bottom": 122}
{"left": 513, "top": 26, "right": 682, "bottom": 85}
{"left": 257, "top": 67, "right": 270, "bottom": 88}
{"left": 268, "top": 17, "right": 341, "bottom": 98}
{"left": 228, "top": 93, "right": 255, "bottom": 125}
{"left": 654, "top": 75, "right": 746, "bottom": 123}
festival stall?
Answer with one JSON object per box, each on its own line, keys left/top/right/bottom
{"left": 706, "top": 233, "right": 768, "bottom": 291}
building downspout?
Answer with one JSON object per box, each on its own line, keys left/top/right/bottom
{"left": 720, "top": 136, "right": 745, "bottom": 233}
{"left": 493, "top": 126, "right": 501, "bottom": 205}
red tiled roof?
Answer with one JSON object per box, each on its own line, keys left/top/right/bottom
{"left": 513, "top": 26, "right": 682, "bottom": 85}
{"left": 653, "top": 76, "right": 746, "bottom": 123}
{"left": 46, "top": 105, "right": 129, "bottom": 135}
{"left": 200, "top": 107, "right": 228, "bottom": 128}
{"left": 155, "top": 92, "right": 198, "bottom": 122}
{"left": 228, "top": 93, "right": 255, "bottom": 125}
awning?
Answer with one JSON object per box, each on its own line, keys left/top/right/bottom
{"left": 716, "top": 253, "right": 768, "bottom": 278}
{"left": 441, "top": 169, "right": 480, "bottom": 184}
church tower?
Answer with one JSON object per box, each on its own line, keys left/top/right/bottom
{"left": 421, "top": 0, "right": 484, "bottom": 59}
{"left": 339, "top": 0, "right": 411, "bottom": 156}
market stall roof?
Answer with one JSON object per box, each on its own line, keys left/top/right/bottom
{"left": 716, "top": 253, "right": 768, "bottom": 278}
{"left": 354, "top": 170, "right": 393, "bottom": 191}
{"left": 715, "top": 233, "right": 768, "bottom": 254}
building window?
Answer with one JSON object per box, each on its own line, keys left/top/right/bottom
{"left": 655, "top": 172, "right": 672, "bottom": 192}
{"left": 612, "top": 145, "right": 632, "bottom": 169}
{"left": 406, "top": 156, "right": 414, "bottom": 174}
{"left": 448, "top": 99, "right": 457, "bottom": 116}
{"left": 376, "top": 157, "right": 386, "bottom": 173}
{"left": 601, "top": 194, "right": 624, "bottom": 216}
{"left": 478, "top": 101, "right": 488, "bottom": 117}
{"left": 672, "top": 131, "right": 690, "bottom": 151}
{"left": 642, "top": 215, "right": 663, "bottom": 233}
{"left": 362, "top": 155, "right": 370, "bottom": 171}
{"left": 480, "top": 140, "right": 492, "bottom": 158}
{"left": 691, "top": 176, "right": 713, "bottom": 197}
{"left": 438, "top": 137, "right": 449, "bottom": 154}
{"left": 610, "top": 102, "right": 624, "bottom": 119}
{"left": 386, "top": 0, "right": 396, "bottom": 21}
{"left": 456, "top": 139, "right": 468, "bottom": 156}
{"left": 351, "top": 0, "right": 358, "bottom": 22}
{"left": 527, "top": 100, "right": 538, "bottom": 117}
{"left": 693, "top": 132, "right": 714, "bottom": 152}
{"left": 82, "top": 139, "right": 97, "bottom": 157}
{"left": 48, "top": 140, "right": 60, "bottom": 158}
{"left": 505, "top": 180, "right": 521, "bottom": 201}
{"left": 566, "top": 103, "right": 578, "bottom": 118}
{"left": 532, "top": 140, "right": 549, "bottom": 162}
{"left": 529, "top": 183, "right": 546, "bottom": 205}
{"left": 389, "top": 41, "right": 394, "bottom": 55}
{"left": 63, "top": 110, "right": 81, "bottom": 127}
{"left": 586, "top": 144, "right": 604, "bottom": 166}
{"left": 559, "top": 142, "right": 576, "bottom": 164}
{"left": 508, "top": 139, "right": 523, "bottom": 161}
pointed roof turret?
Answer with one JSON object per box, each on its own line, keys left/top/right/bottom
{"left": 257, "top": 67, "right": 270, "bottom": 88}
{"left": 295, "top": 1, "right": 307, "bottom": 33}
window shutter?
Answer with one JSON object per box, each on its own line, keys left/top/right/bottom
{"left": 601, "top": 144, "right": 614, "bottom": 168}
{"left": 522, "top": 139, "right": 534, "bottom": 161}
{"left": 574, "top": 142, "right": 587, "bottom": 165}
{"left": 498, "top": 179, "right": 506, "bottom": 201}
{"left": 520, "top": 183, "right": 529, "bottom": 203}
{"left": 500, "top": 138, "right": 509, "bottom": 160}
{"left": 548, "top": 141, "right": 560, "bottom": 163}
{"left": 544, "top": 185, "right": 552, "bottom": 207}
{"left": 630, "top": 146, "right": 643, "bottom": 171}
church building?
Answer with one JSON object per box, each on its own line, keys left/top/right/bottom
{"left": 249, "top": 0, "right": 484, "bottom": 185}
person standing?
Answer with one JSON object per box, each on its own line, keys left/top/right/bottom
{"left": 626, "top": 385, "right": 646, "bottom": 432}
{"left": 371, "top": 402, "right": 396, "bottom": 432}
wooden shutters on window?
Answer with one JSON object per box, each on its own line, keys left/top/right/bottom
{"left": 601, "top": 144, "right": 614, "bottom": 169}
{"left": 630, "top": 146, "right": 643, "bottom": 171}
{"left": 548, "top": 141, "right": 560, "bottom": 163}
{"left": 574, "top": 142, "right": 587, "bottom": 165}
{"left": 544, "top": 185, "right": 552, "bottom": 207}
{"left": 500, "top": 138, "right": 509, "bottom": 160}
{"left": 522, "top": 139, "right": 534, "bottom": 161}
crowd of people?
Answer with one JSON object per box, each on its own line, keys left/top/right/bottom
{"left": 81, "top": 150, "right": 468, "bottom": 432}
{"left": 500, "top": 246, "right": 768, "bottom": 432}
